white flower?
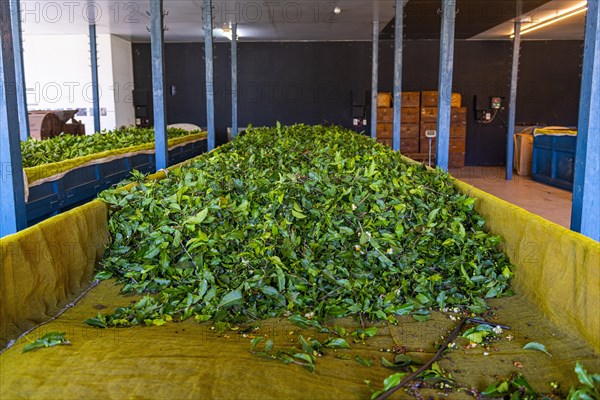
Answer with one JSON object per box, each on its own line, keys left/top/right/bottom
{"left": 448, "top": 342, "right": 457, "bottom": 349}
{"left": 506, "top": 335, "right": 514, "bottom": 341}
{"left": 352, "top": 204, "right": 357, "bottom": 211}
{"left": 304, "top": 312, "right": 314, "bottom": 319}
{"left": 354, "top": 245, "right": 362, "bottom": 252}
{"left": 492, "top": 326, "right": 503, "bottom": 335}
{"left": 441, "top": 308, "right": 448, "bottom": 313}
{"left": 386, "top": 248, "right": 393, "bottom": 255}
{"left": 453, "top": 307, "right": 460, "bottom": 313}
{"left": 483, "top": 351, "right": 490, "bottom": 356}
{"left": 366, "top": 231, "right": 372, "bottom": 238}
{"left": 449, "top": 315, "right": 457, "bottom": 321}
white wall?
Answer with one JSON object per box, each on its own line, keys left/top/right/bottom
{"left": 109, "top": 35, "right": 135, "bottom": 129}
{"left": 22, "top": 34, "right": 135, "bottom": 134}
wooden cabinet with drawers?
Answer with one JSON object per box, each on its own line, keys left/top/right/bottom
{"left": 377, "top": 91, "right": 468, "bottom": 167}
{"left": 402, "top": 92, "right": 421, "bottom": 108}
{"left": 377, "top": 138, "right": 419, "bottom": 153}
{"left": 420, "top": 107, "right": 467, "bottom": 124}
{"left": 377, "top": 107, "right": 420, "bottom": 124}
{"left": 421, "top": 91, "right": 462, "bottom": 108}
{"left": 418, "top": 93, "right": 467, "bottom": 167}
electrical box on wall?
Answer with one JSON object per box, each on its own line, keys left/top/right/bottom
{"left": 351, "top": 91, "right": 368, "bottom": 128}
{"left": 474, "top": 95, "right": 504, "bottom": 124}
{"left": 491, "top": 97, "right": 502, "bottom": 110}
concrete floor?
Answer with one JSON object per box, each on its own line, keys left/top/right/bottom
{"left": 449, "top": 166, "right": 573, "bottom": 229}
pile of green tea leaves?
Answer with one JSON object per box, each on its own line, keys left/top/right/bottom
{"left": 21, "top": 127, "right": 202, "bottom": 168}
{"left": 92, "top": 124, "right": 513, "bottom": 328}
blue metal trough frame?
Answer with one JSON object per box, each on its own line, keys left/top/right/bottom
{"left": 436, "top": 0, "right": 457, "bottom": 171}
{"left": 89, "top": 23, "right": 101, "bottom": 134}
{"left": 150, "top": 0, "right": 168, "bottom": 170}
{"left": 231, "top": 22, "right": 238, "bottom": 139}
{"left": 25, "top": 138, "right": 208, "bottom": 227}
{"left": 204, "top": 0, "right": 215, "bottom": 151}
{"left": 392, "top": 0, "right": 404, "bottom": 151}
{"left": 9, "top": 0, "right": 29, "bottom": 141}
{"left": 506, "top": 1, "right": 522, "bottom": 181}
{"left": 0, "top": 3, "right": 27, "bottom": 236}
{"left": 370, "top": 20, "right": 379, "bottom": 140}
{"left": 571, "top": 0, "right": 600, "bottom": 241}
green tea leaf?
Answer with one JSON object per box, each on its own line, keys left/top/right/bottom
{"left": 84, "top": 315, "right": 107, "bottom": 329}
{"left": 293, "top": 353, "right": 313, "bottom": 364}
{"left": 218, "top": 290, "right": 243, "bottom": 308}
{"left": 355, "top": 355, "right": 372, "bottom": 367}
{"left": 22, "top": 332, "right": 70, "bottom": 353}
{"left": 523, "top": 342, "right": 551, "bottom": 357}
{"left": 383, "top": 372, "right": 406, "bottom": 391}
{"left": 264, "top": 339, "right": 274, "bottom": 352}
{"left": 325, "top": 338, "right": 350, "bottom": 349}
{"left": 574, "top": 362, "right": 595, "bottom": 388}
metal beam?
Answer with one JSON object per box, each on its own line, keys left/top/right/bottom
{"left": 1, "top": 3, "right": 27, "bottom": 236}
{"left": 506, "top": 1, "right": 522, "bottom": 180}
{"left": 204, "top": 0, "right": 215, "bottom": 151}
{"left": 435, "top": 0, "right": 457, "bottom": 171}
{"left": 150, "top": 0, "right": 168, "bottom": 170}
{"left": 231, "top": 22, "right": 238, "bottom": 140}
{"left": 9, "top": 0, "right": 29, "bottom": 141}
{"left": 89, "top": 23, "right": 101, "bottom": 134}
{"left": 571, "top": 0, "right": 600, "bottom": 241}
{"left": 392, "top": 0, "right": 404, "bottom": 151}
{"left": 370, "top": 20, "right": 379, "bottom": 139}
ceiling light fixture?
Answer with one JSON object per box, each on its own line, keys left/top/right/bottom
{"left": 334, "top": 6, "right": 341, "bottom": 14}
{"left": 220, "top": 24, "right": 240, "bottom": 41}
{"left": 510, "top": 3, "right": 587, "bottom": 38}
{"left": 221, "top": 27, "right": 233, "bottom": 41}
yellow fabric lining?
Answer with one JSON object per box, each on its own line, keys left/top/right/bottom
{"left": 0, "top": 282, "right": 597, "bottom": 399}
{"left": 0, "top": 200, "right": 108, "bottom": 347}
{"left": 0, "top": 152, "right": 598, "bottom": 399}
{"left": 452, "top": 179, "right": 600, "bottom": 353}
{"left": 533, "top": 127, "right": 578, "bottom": 136}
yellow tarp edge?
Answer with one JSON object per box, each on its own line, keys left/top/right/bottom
{"left": 24, "top": 132, "right": 207, "bottom": 184}
{"left": 452, "top": 178, "right": 600, "bottom": 353}
{"left": 0, "top": 199, "right": 108, "bottom": 346}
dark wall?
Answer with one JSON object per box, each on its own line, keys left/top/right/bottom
{"left": 132, "top": 42, "right": 372, "bottom": 140}
{"left": 132, "top": 40, "right": 583, "bottom": 166}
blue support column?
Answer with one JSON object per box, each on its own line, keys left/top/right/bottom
{"left": 89, "top": 23, "right": 101, "bottom": 134}
{"left": 392, "top": 0, "right": 404, "bottom": 151}
{"left": 231, "top": 22, "right": 238, "bottom": 139}
{"left": 150, "top": 0, "right": 168, "bottom": 170}
{"left": 370, "top": 20, "right": 379, "bottom": 139}
{"left": 571, "top": 1, "right": 600, "bottom": 241}
{"left": 506, "top": 3, "right": 522, "bottom": 180}
{"left": 1, "top": 3, "right": 27, "bottom": 236}
{"left": 204, "top": 0, "right": 215, "bottom": 151}
{"left": 9, "top": 0, "right": 29, "bottom": 141}
{"left": 435, "top": 0, "right": 456, "bottom": 171}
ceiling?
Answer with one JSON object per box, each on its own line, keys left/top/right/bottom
{"left": 381, "top": 0, "right": 553, "bottom": 39}
{"left": 20, "top": 0, "right": 396, "bottom": 42}
{"left": 472, "top": 0, "right": 587, "bottom": 40}
{"left": 19, "top": 0, "right": 586, "bottom": 42}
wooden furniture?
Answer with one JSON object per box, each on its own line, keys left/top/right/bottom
{"left": 376, "top": 91, "right": 467, "bottom": 168}
{"left": 376, "top": 92, "right": 420, "bottom": 153}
